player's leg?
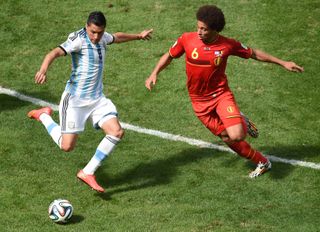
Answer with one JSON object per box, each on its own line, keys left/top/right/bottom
{"left": 77, "top": 118, "right": 123, "bottom": 193}
{"left": 58, "top": 92, "right": 89, "bottom": 152}
{"left": 220, "top": 128, "right": 266, "bottom": 162}
{"left": 82, "top": 117, "right": 123, "bottom": 175}
{"left": 219, "top": 128, "right": 271, "bottom": 178}
{"left": 215, "top": 92, "right": 248, "bottom": 142}
{"left": 28, "top": 107, "right": 79, "bottom": 151}
{"left": 220, "top": 113, "right": 259, "bottom": 140}
{"left": 224, "top": 138, "right": 271, "bottom": 177}
{"left": 60, "top": 133, "right": 78, "bottom": 152}
{"left": 198, "top": 93, "right": 271, "bottom": 177}
{"left": 198, "top": 111, "right": 264, "bottom": 164}
{"left": 219, "top": 123, "right": 270, "bottom": 178}
{"left": 28, "top": 107, "right": 62, "bottom": 148}
{"left": 224, "top": 122, "right": 246, "bottom": 142}
{"left": 77, "top": 97, "right": 122, "bottom": 192}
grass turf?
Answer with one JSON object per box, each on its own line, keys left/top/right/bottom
{"left": 0, "top": 0, "right": 319, "bottom": 231}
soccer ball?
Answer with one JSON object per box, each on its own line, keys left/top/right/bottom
{"left": 48, "top": 199, "right": 73, "bottom": 223}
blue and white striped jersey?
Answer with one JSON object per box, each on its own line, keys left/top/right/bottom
{"left": 60, "top": 28, "right": 114, "bottom": 100}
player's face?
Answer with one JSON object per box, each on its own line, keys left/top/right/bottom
{"left": 86, "top": 23, "right": 105, "bottom": 44}
{"left": 197, "top": 21, "right": 218, "bottom": 43}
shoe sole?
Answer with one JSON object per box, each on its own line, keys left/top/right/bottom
{"left": 77, "top": 175, "right": 105, "bottom": 193}
{"left": 249, "top": 167, "right": 271, "bottom": 178}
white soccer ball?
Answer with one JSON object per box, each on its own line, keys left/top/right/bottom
{"left": 48, "top": 199, "right": 73, "bottom": 223}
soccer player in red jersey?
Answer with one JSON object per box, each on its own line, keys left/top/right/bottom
{"left": 145, "top": 5, "right": 304, "bottom": 178}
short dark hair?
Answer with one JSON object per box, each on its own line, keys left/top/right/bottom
{"left": 87, "top": 11, "right": 106, "bottom": 27}
{"left": 196, "top": 5, "right": 225, "bottom": 32}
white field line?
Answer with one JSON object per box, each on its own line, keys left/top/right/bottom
{"left": 1, "top": 86, "right": 319, "bottom": 170}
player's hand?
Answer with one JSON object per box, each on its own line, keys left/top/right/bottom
{"left": 283, "top": 61, "right": 304, "bottom": 73}
{"left": 145, "top": 74, "right": 157, "bottom": 91}
{"left": 139, "top": 29, "right": 153, "bottom": 40}
{"left": 35, "top": 71, "right": 47, "bottom": 84}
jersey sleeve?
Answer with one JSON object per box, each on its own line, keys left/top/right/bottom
{"left": 169, "top": 34, "right": 185, "bottom": 58}
{"left": 59, "top": 32, "right": 82, "bottom": 55}
{"left": 230, "top": 39, "right": 252, "bottom": 59}
{"left": 103, "top": 32, "right": 115, "bottom": 45}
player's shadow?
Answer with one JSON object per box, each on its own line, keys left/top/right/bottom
{"left": 24, "top": 89, "right": 60, "bottom": 104}
{"left": 68, "top": 214, "right": 85, "bottom": 224}
{"left": 0, "top": 94, "right": 31, "bottom": 111}
{"left": 95, "top": 143, "right": 318, "bottom": 199}
{"left": 0, "top": 89, "right": 60, "bottom": 112}
{"left": 261, "top": 145, "right": 320, "bottom": 160}
{"left": 97, "top": 148, "right": 218, "bottom": 199}
{"left": 257, "top": 145, "right": 320, "bottom": 179}
{"left": 226, "top": 144, "right": 320, "bottom": 180}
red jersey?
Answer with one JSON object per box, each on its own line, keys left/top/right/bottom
{"left": 169, "top": 32, "right": 252, "bottom": 101}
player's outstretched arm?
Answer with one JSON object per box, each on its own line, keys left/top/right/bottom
{"left": 251, "top": 49, "right": 304, "bottom": 73}
{"left": 35, "top": 47, "right": 65, "bottom": 84}
{"left": 145, "top": 52, "right": 173, "bottom": 91}
{"left": 113, "top": 29, "right": 153, "bottom": 43}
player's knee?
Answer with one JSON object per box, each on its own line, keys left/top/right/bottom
{"left": 228, "top": 133, "right": 246, "bottom": 142}
{"left": 119, "top": 128, "right": 125, "bottom": 139}
{"left": 221, "top": 130, "right": 246, "bottom": 142}
{"left": 60, "top": 143, "right": 75, "bottom": 152}
{"left": 107, "top": 128, "right": 124, "bottom": 139}
{"left": 115, "top": 128, "right": 125, "bottom": 139}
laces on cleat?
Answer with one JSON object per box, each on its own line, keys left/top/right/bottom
{"left": 249, "top": 159, "right": 271, "bottom": 178}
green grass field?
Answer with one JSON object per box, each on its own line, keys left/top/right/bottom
{"left": 1, "top": 0, "right": 319, "bottom": 231}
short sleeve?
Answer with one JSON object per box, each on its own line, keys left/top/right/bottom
{"left": 103, "top": 32, "right": 115, "bottom": 45}
{"left": 169, "top": 35, "right": 185, "bottom": 58}
{"left": 230, "top": 39, "right": 252, "bottom": 59}
{"left": 60, "top": 32, "right": 82, "bottom": 55}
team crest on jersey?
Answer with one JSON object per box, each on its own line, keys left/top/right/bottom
{"left": 214, "top": 50, "right": 223, "bottom": 66}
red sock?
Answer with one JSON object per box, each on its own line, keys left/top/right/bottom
{"left": 227, "top": 141, "right": 267, "bottom": 164}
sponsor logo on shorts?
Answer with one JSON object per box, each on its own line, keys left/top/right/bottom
{"left": 68, "top": 121, "right": 75, "bottom": 129}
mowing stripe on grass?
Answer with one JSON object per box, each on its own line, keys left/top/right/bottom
{"left": 1, "top": 86, "right": 319, "bottom": 170}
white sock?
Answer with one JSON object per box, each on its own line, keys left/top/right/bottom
{"left": 39, "top": 113, "right": 62, "bottom": 148}
{"left": 83, "top": 135, "right": 120, "bottom": 175}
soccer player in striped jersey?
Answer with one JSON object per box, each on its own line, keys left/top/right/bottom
{"left": 28, "top": 11, "right": 153, "bottom": 192}
{"left": 145, "top": 5, "right": 304, "bottom": 178}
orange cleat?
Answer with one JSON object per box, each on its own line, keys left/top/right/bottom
{"left": 77, "top": 170, "right": 105, "bottom": 193}
{"left": 27, "top": 107, "right": 53, "bottom": 122}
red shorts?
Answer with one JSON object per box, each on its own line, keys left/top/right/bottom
{"left": 191, "top": 91, "right": 242, "bottom": 136}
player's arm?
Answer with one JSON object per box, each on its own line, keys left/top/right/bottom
{"left": 35, "top": 47, "right": 65, "bottom": 84}
{"left": 251, "top": 48, "right": 304, "bottom": 72}
{"left": 113, "top": 29, "right": 153, "bottom": 43}
{"left": 145, "top": 52, "right": 173, "bottom": 91}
